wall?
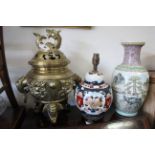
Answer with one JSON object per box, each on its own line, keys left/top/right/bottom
{"left": 3, "top": 26, "right": 155, "bottom": 105}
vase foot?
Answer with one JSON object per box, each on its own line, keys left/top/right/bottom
{"left": 116, "top": 109, "right": 138, "bottom": 117}
{"left": 85, "top": 120, "right": 94, "bottom": 125}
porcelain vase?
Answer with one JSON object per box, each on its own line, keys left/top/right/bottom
{"left": 112, "top": 42, "right": 149, "bottom": 117}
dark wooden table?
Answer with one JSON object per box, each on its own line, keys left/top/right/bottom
{"left": 21, "top": 105, "right": 151, "bottom": 129}
{"left": 0, "top": 106, "right": 25, "bottom": 129}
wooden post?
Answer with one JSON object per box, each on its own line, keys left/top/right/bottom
{"left": 0, "top": 26, "right": 18, "bottom": 108}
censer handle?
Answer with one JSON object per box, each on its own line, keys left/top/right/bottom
{"left": 16, "top": 76, "right": 29, "bottom": 94}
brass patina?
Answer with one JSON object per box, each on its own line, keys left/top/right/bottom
{"left": 16, "top": 29, "right": 78, "bottom": 124}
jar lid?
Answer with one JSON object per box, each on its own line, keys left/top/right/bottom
{"left": 85, "top": 72, "right": 104, "bottom": 83}
{"left": 84, "top": 53, "right": 104, "bottom": 84}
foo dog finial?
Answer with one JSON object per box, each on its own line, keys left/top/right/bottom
{"left": 33, "top": 29, "right": 62, "bottom": 52}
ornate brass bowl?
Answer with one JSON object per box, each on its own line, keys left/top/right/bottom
{"left": 16, "top": 29, "right": 78, "bottom": 124}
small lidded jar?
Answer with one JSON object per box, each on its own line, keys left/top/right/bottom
{"left": 75, "top": 53, "right": 113, "bottom": 124}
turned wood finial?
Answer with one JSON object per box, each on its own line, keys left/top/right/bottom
{"left": 92, "top": 53, "right": 100, "bottom": 73}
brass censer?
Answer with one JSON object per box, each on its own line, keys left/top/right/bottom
{"left": 16, "top": 29, "right": 77, "bottom": 124}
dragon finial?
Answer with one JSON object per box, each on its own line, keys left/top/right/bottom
{"left": 46, "top": 29, "right": 61, "bottom": 49}
{"left": 33, "top": 33, "right": 47, "bottom": 50}
{"left": 33, "top": 29, "right": 62, "bottom": 52}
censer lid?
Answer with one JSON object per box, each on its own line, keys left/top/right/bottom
{"left": 29, "top": 29, "right": 70, "bottom": 68}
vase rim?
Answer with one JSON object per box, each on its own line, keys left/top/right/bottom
{"left": 121, "top": 42, "right": 145, "bottom": 46}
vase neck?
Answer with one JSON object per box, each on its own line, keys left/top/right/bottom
{"left": 122, "top": 45, "right": 143, "bottom": 66}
